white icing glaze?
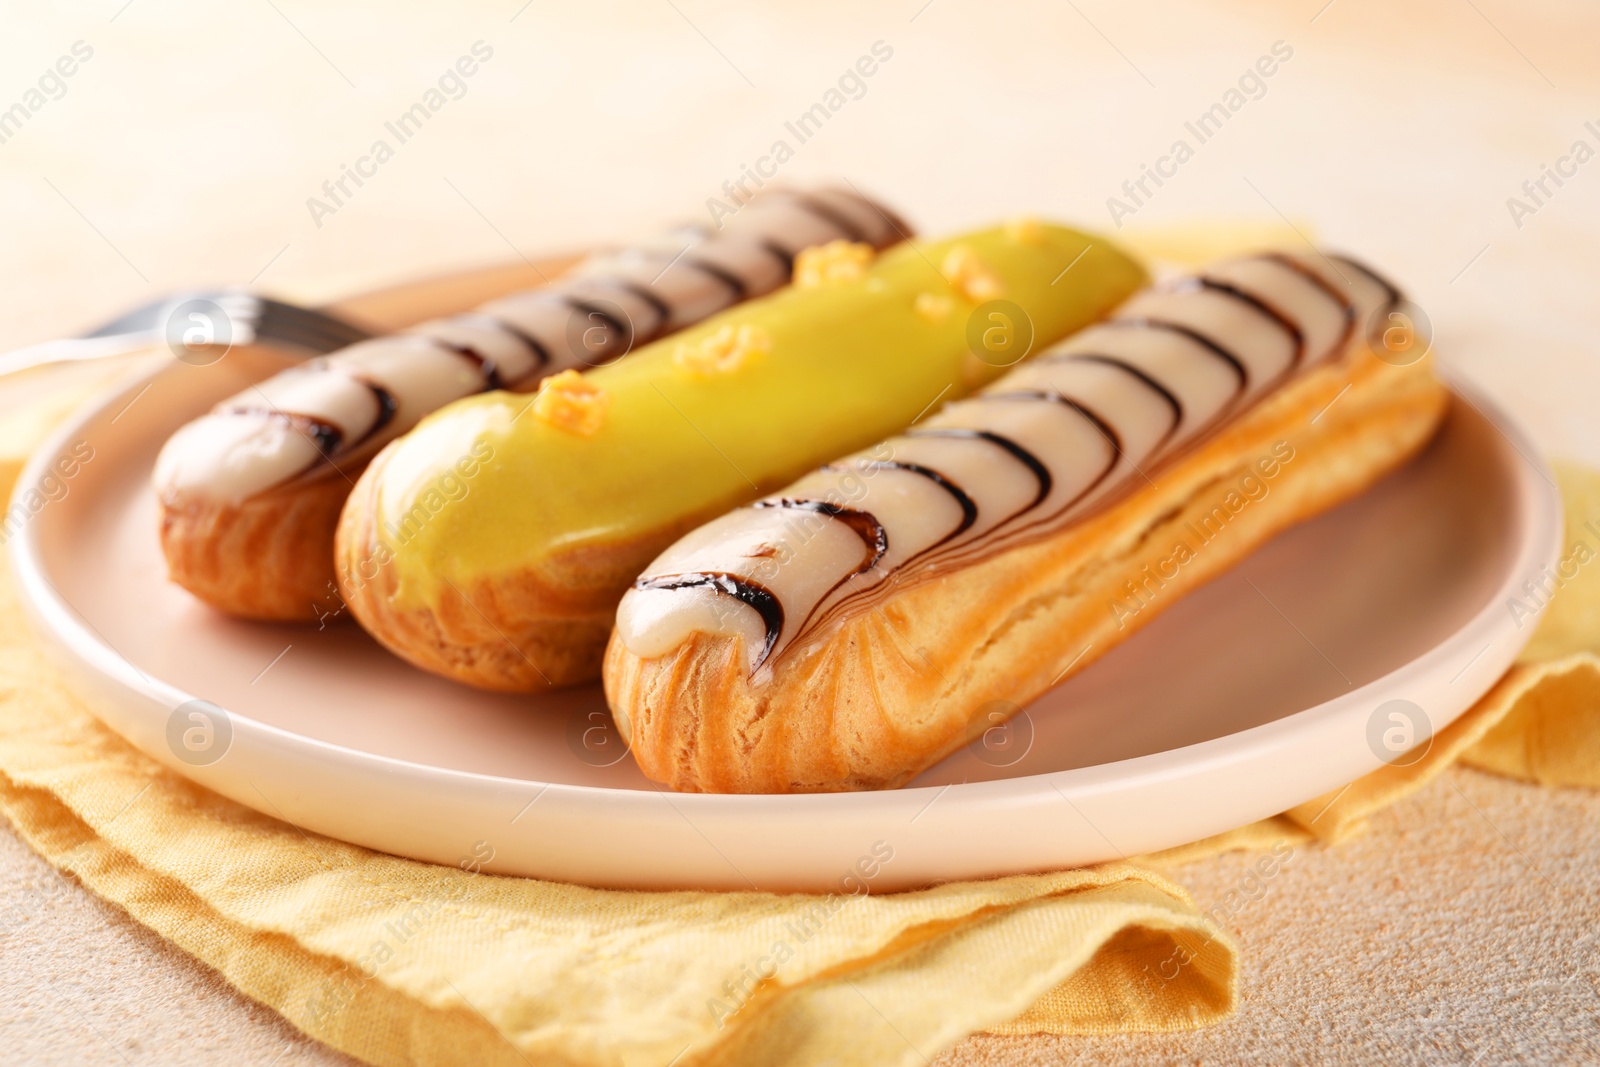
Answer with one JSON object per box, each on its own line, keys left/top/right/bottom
{"left": 154, "top": 411, "right": 323, "bottom": 503}
{"left": 408, "top": 317, "right": 545, "bottom": 382}
{"left": 615, "top": 249, "right": 1403, "bottom": 673}
{"left": 1115, "top": 285, "right": 1294, "bottom": 399}
{"left": 155, "top": 186, "right": 903, "bottom": 506}
{"left": 683, "top": 237, "right": 790, "bottom": 298}
{"left": 614, "top": 584, "right": 767, "bottom": 666}
{"left": 786, "top": 463, "right": 967, "bottom": 576}
{"left": 1048, "top": 321, "right": 1239, "bottom": 442}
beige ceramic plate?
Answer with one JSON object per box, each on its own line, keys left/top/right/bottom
{"left": 9, "top": 348, "right": 1561, "bottom": 890}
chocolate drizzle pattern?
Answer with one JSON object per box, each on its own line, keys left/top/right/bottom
{"left": 682, "top": 257, "right": 749, "bottom": 301}
{"left": 228, "top": 409, "right": 342, "bottom": 458}
{"left": 438, "top": 343, "right": 505, "bottom": 390}
{"left": 849, "top": 461, "right": 979, "bottom": 546}
{"left": 753, "top": 499, "right": 889, "bottom": 570}
{"left": 450, "top": 313, "right": 553, "bottom": 369}
{"left": 1181, "top": 276, "right": 1305, "bottom": 365}
{"left": 604, "top": 280, "right": 674, "bottom": 326}
{"left": 905, "top": 428, "right": 1054, "bottom": 511}
{"left": 1330, "top": 253, "right": 1411, "bottom": 355}
{"left": 1041, "top": 354, "right": 1182, "bottom": 450}
{"left": 981, "top": 389, "right": 1123, "bottom": 509}
{"left": 347, "top": 379, "right": 400, "bottom": 460}
{"left": 634, "top": 572, "right": 786, "bottom": 667}
{"left": 1258, "top": 252, "right": 1356, "bottom": 354}
{"left": 752, "top": 498, "right": 890, "bottom": 643}
{"left": 621, "top": 249, "right": 1407, "bottom": 675}
{"left": 1334, "top": 254, "right": 1402, "bottom": 307}
{"left": 157, "top": 187, "right": 905, "bottom": 505}
{"left": 791, "top": 194, "right": 872, "bottom": 244}
{"left": 759, "top": 240, "right": 796, "bottom": 272}
{"left": 1108, "top": 318, "right": 1251, "bottom": 392}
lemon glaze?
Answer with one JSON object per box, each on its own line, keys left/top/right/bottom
{"left": 365, "top": 223, "right": 1146, "bottom": 611}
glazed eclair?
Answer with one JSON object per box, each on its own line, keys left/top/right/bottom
{"left": 603, "top": 250, "right": 1451, "bottom": 793}
{"left": 155, "top": 186, "right": 908, "bottom": 621}
{"left": 335, "top": 222, "right": 1147, "bottom": 690}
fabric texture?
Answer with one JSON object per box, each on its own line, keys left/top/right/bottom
{"left": 0, "top": 375, "right": 1596, "bottom": 1066}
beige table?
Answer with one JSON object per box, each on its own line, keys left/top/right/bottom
{"left": 2, "top": 1, "right": 1597, "bottom": 1062}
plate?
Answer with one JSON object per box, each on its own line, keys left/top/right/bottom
{"left": 9, "top": 350, "right": 1562, "bottom": 891}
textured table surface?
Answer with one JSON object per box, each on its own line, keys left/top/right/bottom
{"left": 2, "top": 1, "right": 1597, "bottom": 1063}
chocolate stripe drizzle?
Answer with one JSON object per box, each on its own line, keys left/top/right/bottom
{"left": 633, "top": 572, "right": 786, "bottom": 670}
{"left": 451, "top": 312, "right": 555, "bottom": 373}
{"left": 227, "top": 371, "right": 398, "bottom": 478}
{"left": 441, "top": 343, "right": 503, "bottom": 390}
{"left": 298, "top": 415, "right": 340, "bottom": 456}
{"left": 223, "top": 407, "right": 342, "bottom": 477}
{"left": 790, "top": 194, "right": 871, "bottom": 244}
{"left": 354, "top": 380, "right": 398, "bottom": 445}
{"left": 819, "top": 427, "right": 1053, "bottom": 608}
{"left": 913, "top": 391, "right": 1123, "bottom": 574}
{"left": 983, "top": 390, "right": 1124, "bottom": 463}
{"left": 752, "top": 499, "right": 889, "bottom": 571}
{"left": 1257, "top": 252, "right": 1356, "bottom": 357}
{"left": 1327, "top": 253, "right": 1410, "bottom": 356}
{"left": 681, "top": 256, "right": 749, "bottom": 302}
{"left": 1330, "top": 253, "right": 1403, "bottom": 309}
{"left": 1039, "top": 353, "right": 1183, "bottom": 446}
{"left": 1179, "top": 276, "right": 1305, "bottom": 365}
{"left": 753, "top": 498, "right": 890, "bottom": 641}
{"left": 847, "top": 460, "right": 978, "bottom": 547}
{"left": 796, "top": 459, "right": 979, "bottom": 639}
{"left": 760, "top": 239, "right": 797, "bottom": 273}
{"left": 905, "top": 428, "right": 1053, "bottom": 513}
{"left": 605, "top": 279, "right": 674, "bottom": 333}
{"left": 769, "top": 280, "right": 1269, "bottom": 654}
{"left": 562, "top": 296, "right": 629, "bottom": 343}
{"left": 1106, "top": 318, "right": 1250, "bottom": 394}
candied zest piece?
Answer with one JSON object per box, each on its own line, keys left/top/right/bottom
{"left": 673, "top": 323, "right": 771, "bottom": 376}
{"left": 914, "top": 292, "right": 954, "bottom": 322}
{"left": 530, "top": 369, "right": 611, "bottom": 435}
{"left": 1005, "top": 217, "right": 1047, "bottom": 245}
{"left": 942, "top": 244, "right": 1005, "bottom": 302}
{"left": 794, "top": 239, "right": 876, "bottom": 288}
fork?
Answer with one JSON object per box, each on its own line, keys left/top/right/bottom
{"left": 0, "top": 289, "right": 372, "bottom": 378}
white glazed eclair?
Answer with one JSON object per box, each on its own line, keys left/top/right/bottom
{"left": 603, "top": 250, "right": 1451, "bottom": 793}
{"left": 154, "top": 187, "right": 908, "bottom": 620}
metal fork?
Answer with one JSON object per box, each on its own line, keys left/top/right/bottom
{"left": 0, "top": 289, "right": 372, "bottom": 378}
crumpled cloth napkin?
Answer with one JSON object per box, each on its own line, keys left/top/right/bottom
{"left": 0, "top": 369, "right": 1595, "bottom": 1066}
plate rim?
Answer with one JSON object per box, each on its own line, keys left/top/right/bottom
{"left": 5, "top": 358, "right": 1564, "bottom": 887}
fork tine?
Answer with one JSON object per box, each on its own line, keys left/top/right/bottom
{"left": 21, "top": 290, "right": 373, "bottom": 375}
{"left": 254, "top": 303, "right": 370, "bottom": 352}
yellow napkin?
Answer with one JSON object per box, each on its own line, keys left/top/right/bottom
{"left": 0, "top": 589, "right": 1233, "bottom": 1066}
{"left": 0, "top": 362, "right": 1597, "bottom": 1065}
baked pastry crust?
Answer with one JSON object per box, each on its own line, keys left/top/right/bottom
{"left": 602, "top": 342, "right": 1449, "bottom": 792}
{"left": 160, "top": 472, "right": 353, "bottom": 622}
{"left": 334, "top": 453, "right": 719, "bottom": 689}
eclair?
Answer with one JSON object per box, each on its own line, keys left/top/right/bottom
{"left": 155, "top": 187, "right": 909, "bottom": 621}
{"left": 335, "top": 222, "right": 1147, "bottom": 689}
{"left": 603, "top": 250, "right": 1451, "bottom": 793}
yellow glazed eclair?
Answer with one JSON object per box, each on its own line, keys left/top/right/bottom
{"left": 155, "top": 187, "right": 909, "bottom": 621}
{"left": 603, "top": 251, "right": 1450, "bottom": 793}
{"left": 335, "top": 222, "right": 1147, "bottom": 689}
